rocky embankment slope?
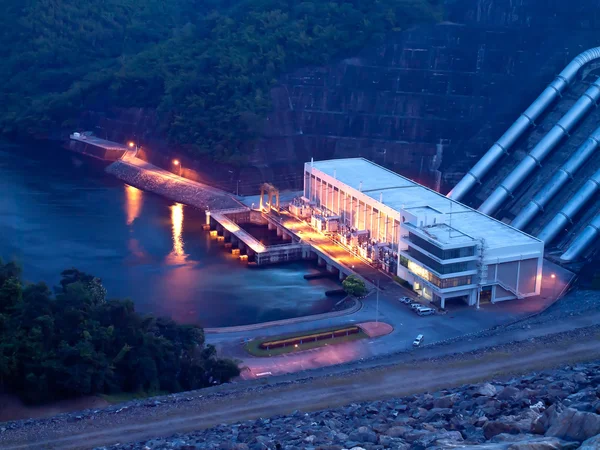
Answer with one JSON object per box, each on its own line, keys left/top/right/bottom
{"left": 103, "top": 361, "right": 600, "bottom": 450}
{"left": 105, "top": 159, "right": 240, "bottom": 210}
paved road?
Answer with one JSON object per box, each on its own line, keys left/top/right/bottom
{"left": 209, "top": 280, "right": 569, "bottom": 379}
{"left": 3, "top": 323, "right": 600, "bottom": 450}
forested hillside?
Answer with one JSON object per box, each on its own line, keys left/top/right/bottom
{"left": 0, "top": 261, "right": 239, "bottom": 404}
{"left": 0, "top": 0, "right": 441, "bottom": 161}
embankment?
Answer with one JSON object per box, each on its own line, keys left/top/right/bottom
{"left": 106, "top": 159, "right": 240, "bottom": 210}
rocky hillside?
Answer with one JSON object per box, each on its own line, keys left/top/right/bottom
{"left": 90, "top": 0, "right": 600, "bottom": 194}
{"left": 102, "top": 361, "right": 600, "bottom": 449}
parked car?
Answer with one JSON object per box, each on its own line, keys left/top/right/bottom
{"left": 416, "top": 307, "right": 435, "bottom": 316}
{"left": 398, "top": 297, "right": 412, "bottom": 304}
{"left": 413, "top": 334, "right": 424, "bottom": 346}
{"left": 410, "top": 303, "right": 423, "bottom": 310}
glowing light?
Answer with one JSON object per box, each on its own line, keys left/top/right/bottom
{"left": 128, "top": 141, "right": 135, "bottom": 148}
{"left": 171, "top": 203, "right": 185, "bottom": 258}
{"left": 173, "top": 159, "right": 180, "bottom": 166}
{"left": 125, "top": 184, "right": 143, "bottom": 225}
{"left": 550, "top": 273, "right": 556, "bottom": 279}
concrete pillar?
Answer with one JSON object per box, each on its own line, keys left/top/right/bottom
{"left": 441, "top": 297, "right": 446, "bottom": 309}
{"left": 318, "top": 256, "right": 325, "bottom": 266}
{"left": 326, "top": 263, "right": 333, "bottom": 273}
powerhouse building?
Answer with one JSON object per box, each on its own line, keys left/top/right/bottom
{"left": 302, "top": 158, "right": 544, "bottom": 308}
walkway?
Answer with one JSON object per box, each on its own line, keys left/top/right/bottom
{"left": 272, "top": 209, "right": 413, "bottom": 297}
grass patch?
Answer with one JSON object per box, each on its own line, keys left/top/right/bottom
{"left": 245, "top": 325, "right": 369, "bottom": 357}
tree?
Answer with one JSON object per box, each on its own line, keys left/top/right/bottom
{"left": 0, "top": 0, "right": 441, "bottom": 162}
{"left": 0, "top": 260, "right": 240, "bottom": 404}
{"left": 342, "top": 275, "right": 367, "bottom": 297}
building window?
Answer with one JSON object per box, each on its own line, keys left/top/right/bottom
{"left": 407, "top": 260, "right": 473, "bottom": 289}
{"left": 408, "top": 233, "right": 475, "bottom": 260}
{"left": 406, "top": 247, "right": 473, "bottom": 274}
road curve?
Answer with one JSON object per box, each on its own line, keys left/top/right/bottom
{"left": 2, "top": 326, "right": 600, "bottom": 450}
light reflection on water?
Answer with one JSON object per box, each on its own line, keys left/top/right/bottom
{"left": 125, "top": 185, "right": 143, "bottom": 226}
{"left": 169, "top": 203, "right": 186, "bottom": 261}
{"left": 0, "top": 143, "right": 341, "bottom": 327}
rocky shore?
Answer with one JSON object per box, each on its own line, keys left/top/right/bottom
{"left": 101, "top": 361, "right": 600, "bottom": 450}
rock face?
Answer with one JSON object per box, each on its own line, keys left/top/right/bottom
{"left": 83, "top": 0, "right": 600, "bottom": 194}
{"left": 99, "top": 361, "right": 600, "bottom": 450}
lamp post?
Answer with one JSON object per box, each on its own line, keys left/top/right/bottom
{"left": 173, "top": 159, "right": 182, "bottom": 176}
{"left": 551, "top": 273, "right": 557, "bottom": 298}
{"left": 373, "top": 278, "right": 380, "bottom": 325}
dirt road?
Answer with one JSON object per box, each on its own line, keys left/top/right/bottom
{"left": 2, "top": 326, "right": 600, "bottom": 450}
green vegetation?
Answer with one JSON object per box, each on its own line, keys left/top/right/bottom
{"left": 0, "top": 0, "right": 441, "bottom": 162}
{"left": 342, "top": 274, "right": 368, "bottom": 297}
{"left": 245, "top": 325, "right": 367, "bottom": 357}
{"left": 0, "top": 260, "right": 239, "bottom": 404}
{"left": 393, "top": 275, "right": 411, "bottom": 288}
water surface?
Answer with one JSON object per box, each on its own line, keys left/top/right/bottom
{"left": 0, "top": 142, "right": 339, "bottom": 327}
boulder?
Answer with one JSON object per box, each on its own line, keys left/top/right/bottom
{"left": 506, "top": 437, "right": 580, "bottom": 449}
{"left": 579, "top": 433, "right": 600, "bottom": 449}
{"left": 348, "top": 426, "right": 378, "bottom": 444}
{"left": 544, "top": 407, "right": 600, "bottom": 441}
{"left": 476, "top": 383, "right": 498, "bottom": 397}
{"left": 484, "top": 420, "right": 520, "bottom": 440}
{"left": 532, "top": 404, "right": 561, "bottom": 434}
{"left": 385, "top": 426, "right": 411, "bottom": 438}
{"left": 433, "top": 394, "right": 459, "bottom": 409}
{"left": 498, "top": 387, "right": 521, "bottom": 401}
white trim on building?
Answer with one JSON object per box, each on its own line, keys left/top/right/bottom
{"left": 303, "top": 158, "right": 544, "bottom": 308}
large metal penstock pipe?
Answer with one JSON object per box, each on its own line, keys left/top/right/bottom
{"left": 511, "top": 126, "right": 600, "bottom": 230}
{"left": 478, "top": 77, "right": 600, "bottom": 216}
{"left": 560, "top": 213, "right": 600, "bottom": 262}
{"left": 447, "top": 47, "right": 600, "bottom": 202}
{"left": 537, "top": 167, "right": 600, "bottom": 245}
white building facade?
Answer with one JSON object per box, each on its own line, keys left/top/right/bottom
{"left": 302, "top": 158, "right": 544, "bottom": 308}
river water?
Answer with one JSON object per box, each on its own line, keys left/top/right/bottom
{"left": 0, "top": 142, "right": 340, "bottom": 327}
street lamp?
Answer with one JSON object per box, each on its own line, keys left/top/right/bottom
{"left": 128, "top": 141, "right": 135, "bottom": 149}
{"left": 373, "top": 278, "right": 380, "bottom": 325}
{"left": 172, "top": 159, "right": 182, "bottom": 176}
{"left": 551, "top": 273, "right": 557, "bottom": 298}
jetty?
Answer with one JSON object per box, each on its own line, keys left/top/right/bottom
{"left": 67, "top": 134, "right": 128, "bottom": 161}
{"left": 206, "top": 207, "right": 356, "bottom": 280}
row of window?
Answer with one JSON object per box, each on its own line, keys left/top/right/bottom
{"left": 309, "top": 174, "right": 400, "bottom": 243}
{"left": 406, "top": 247, "right": 473, "bottom": 274}
{"left": 408, "top": 232, "right": 476, "bottom": 260}
{"left": 406, "top": 260, "right": 473, "bottom": 289}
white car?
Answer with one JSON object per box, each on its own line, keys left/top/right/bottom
{"left": 413, "top": 334, "right": 424, "bottom": 346}
{"left": 410, "top": 303, "right": 423, "bottom": 310}
{"left": 398, "top": 297, "right": 412, "bottom": 304}
{"left": 417, "top": 307, "right": 435, "bottom": 316}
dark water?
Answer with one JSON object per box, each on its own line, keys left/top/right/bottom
{"left": 0, "top": 142, "right": 340, "bottom": 327}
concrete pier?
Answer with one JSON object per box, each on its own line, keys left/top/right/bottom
{"left": 68, "top": 134, "right": 128, "bottom": 161}
{"left": 206, "top": 207, "right": 356, "bottom": 280}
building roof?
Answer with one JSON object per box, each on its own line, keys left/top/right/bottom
{"left": 308, "top": 158, "right": 542, "bottom": 251}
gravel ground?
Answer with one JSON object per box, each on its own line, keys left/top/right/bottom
{"left": 98, "top": 358, "right": 600, "bottom": 450}
{"left": 2, "top": 325, "right": 600, "bottom": 449}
